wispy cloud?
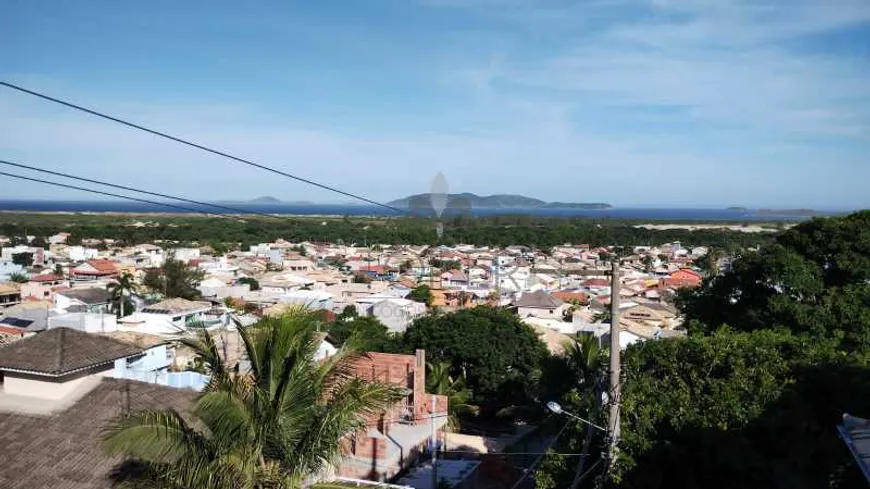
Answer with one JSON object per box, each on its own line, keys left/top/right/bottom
{"left": 2, "top": 0, "right": 868, "bottom": 207}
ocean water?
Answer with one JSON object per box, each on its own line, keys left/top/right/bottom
{"left": 0, "top": 200, "right": 839, "bottom": 221}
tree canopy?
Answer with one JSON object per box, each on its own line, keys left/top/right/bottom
{"left": 679, "top": 210, "right": 870, "bottom": 351}
{"left": 142, "top": 255, "right": 205, "bottom": 300}
{"left": 400, "top": 306, "right": 550, "bottom": 417}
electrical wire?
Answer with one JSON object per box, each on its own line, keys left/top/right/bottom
{"left": 0, "top": 170, "right": 243, "bottom": 220}
{"left": 508, "top": 419, "right": 572, "bottom": 489}
{"left": 0, "top": 158, "right": 281, "bottom": 220}
{"left": 0, "top": 81, "right": 409, "bottom": 215}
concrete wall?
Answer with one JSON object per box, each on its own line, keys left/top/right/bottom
{"left": 3, "top": 373, "right": 93, "bottom": 400}
{"left": 49, "top": 312, "right": 118, "bottom": 333}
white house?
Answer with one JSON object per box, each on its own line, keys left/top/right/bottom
{"left": 371, "top": 298, "right": 426, "bottom": 333}
{"left": 278, "top": 290, "right": 334, "bottom": 311}
{"left": 354, "top": 296, "right": 426, "bottom": 333}
{"left": 119, "top": 298, "right": 215, "bottom": 336}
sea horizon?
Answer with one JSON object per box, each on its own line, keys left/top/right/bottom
{"left": 0, "top": 199, "right": 856, "bottom": 221}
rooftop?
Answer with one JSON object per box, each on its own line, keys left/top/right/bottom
{"left": 514, "top": 290, "right": 564, "bottom": 309}
{"left": 56, "top": 287, "right": 112, "bottom": 305}
{"left": 0, "top": 327, "right": 143, "bottom": 376}
{"left": 140, "top": 297, "right": 211, "bottom": 315}
{"left": 0, "top": 378, "right": 196, "bottom": 489}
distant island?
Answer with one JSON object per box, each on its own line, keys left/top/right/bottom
{"left": 217, "top": 197, "right": 316, "bottom": 205}
{"left": 756, "top": 208, "right": 821, "bottom": 217}
{"left": 726, "top": 207, "right": 821, "bottom": 216}
{"left": 387, "top": 193, "right": 612, "bottom": 210}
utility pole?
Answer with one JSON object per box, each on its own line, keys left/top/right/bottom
{"left": 607, "top": 259, "right": 621, "bottom": 470}
{"left": 431, "top": 395, "right": 438, "bottom": 489}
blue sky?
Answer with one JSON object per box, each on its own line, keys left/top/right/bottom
{"left": 1, "top": 0, "right": 869, "bottom": 208}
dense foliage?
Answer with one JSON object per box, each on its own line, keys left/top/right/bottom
{"left": 0, "top": 212, "right": 778, "bottom": 249}
{"left": 614, "top": 329, "right": 868, "bottom": 489}
{"left": 680, "top": 210, "right": 870, "bottom": 351}
{"left": 400, "top": 306, "right": 550, "bottom": 417}
{"left": 538, "top": 211, "right": 870, "bottom": 489}
{"left": 326, "top": 306, "right": 399, "bottom": 352}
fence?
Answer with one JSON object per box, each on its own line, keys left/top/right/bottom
{"left": 116, "top": 369, "right": 210, "bottom": 391}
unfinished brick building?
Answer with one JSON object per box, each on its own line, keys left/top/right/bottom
{"left": 338, "top": 349, "right": 449, "bottom": 481}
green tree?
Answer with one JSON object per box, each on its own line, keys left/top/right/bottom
{"left": 426, "top": 361, "right": 479, "bottom": 431}
{"left": 8, "top": 272, "right": 28, "bottom": 283}
{"left": 609, "top": 329, "right": 866, "bottom": 489}
{"left": 11, "top": 252, "right": 33, "bottom": 267}
{"left": 409, "top": 285, "right": 433, "bottom": 307}
{"left": 401, "top": 306, "right": 549, "bottom": 417}
{"left": 679, "top": 211, "right": 870, "bottom": 351}
{"left": 641, "top": 255, "right": 655, "bottom": 273}
{"left": 103, "top": 310, "right": 404, "bottom": 489}
{"left": 53, "top": 263, "right": 64, "bottom": 277}
{"left": 326, "top": 314, "right": 397, "bottom": 352}
{"left": 238, "top": 277, "right": 260, "bottom": 291}
{"left": 107, "top": 274, "right": 139, "bottom": 318}
{"left": 142, "top": 255, "right": 205, "bottom": 300}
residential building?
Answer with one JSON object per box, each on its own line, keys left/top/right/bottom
{"left": 54, "top": 287, "right": 112, "bottom": 314}
{"left": 120, "top": 298, "right": 215, "bottom": 336}
{"left": 338, "top": 350, "right": 449, "bottom": 481}
{"left": 370, "top": 298, "right": 427, "bottom": 333}
{"left": 513, "top": 290, "right": 567, "bottom": 320}
{"left": 0, "top": 327, "right": 143, "bottom": 403}
{"left": 662, "top": 268, "right": 703, "bottom": 289}
{"left": 622, "top": 302, "right": 679, "bottom": 328}
{"left": 19, "top": 274, "right": 64, "bottom": 300}
{"left": 70, "top": 259, "right": 119, "bottom": 283}
{"left": 0, "top": 282, "right": 22, "bottom": 312}
{"left": 0, "top": 376, "right": 195, "bottom": 488}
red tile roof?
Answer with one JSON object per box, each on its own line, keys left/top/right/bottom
{"left": 29, "top": 274, "right": 64, "bottom": 283}
{"left": 552, "top": 291, "right": 590, "bottom": 305}
{"left": 80, "top": 259, "right": 119, "bottom": 273}
{"left": 583, "top": 278, "right": 610, "bottom": 287}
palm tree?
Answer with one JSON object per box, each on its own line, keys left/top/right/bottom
{"left": 561, "top": 335, "right": 606, "bottom": 489}
{"left": 103, "top": 309, "right": 404, "bottom": 489}
{"left": 426, "top": 361, "right": 478, "bottom": 431}
{"left": 107, "top": 273, "right": 138, "bottom": 318}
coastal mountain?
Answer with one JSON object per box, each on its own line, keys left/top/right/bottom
{"left": 248, "top": 196, "right": 282, "bottom": 204}
{"left": 387, "top": 193, "right": 611, "bottom": 210}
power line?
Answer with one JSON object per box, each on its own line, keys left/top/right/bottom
{"left": 0, "top": 81, "right": 408, "bottom": 215}
{"left": 508, "top": 420, "right": 571, "bottom": 489}
{"left": 0, "top": 159, "right": 283, "bottom": 220}
{"left": 0, "top": 170, "right": 242, "bottom": 219}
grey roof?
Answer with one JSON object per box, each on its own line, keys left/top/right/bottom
{"left": 0, "top": 327, "right": 142, "bottom": 376}
{"left": 514, "top": 290, "right": 564, "bottom": 309}
{"left": 0, "top": 378, "right": 196, "bottom": 489}
{"left": 839, "top": 414, "right": 870, "bottom": 484}
{"left": 57, "top": 288, "right": 112, "bottom": 305}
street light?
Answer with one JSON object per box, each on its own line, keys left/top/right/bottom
{"left": 546, "top": 401, "right": 607, "bottom": 433}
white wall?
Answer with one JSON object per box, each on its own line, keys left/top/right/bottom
{"left": 49, "top": 312, "right": 118, "bottom": 333}
{"left": 3, "top": 373, "right": 94, "bottom": 400}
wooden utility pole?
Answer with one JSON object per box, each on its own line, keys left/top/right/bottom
{"left": 607, "top": 259, "right": 621, "bottom": 467}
